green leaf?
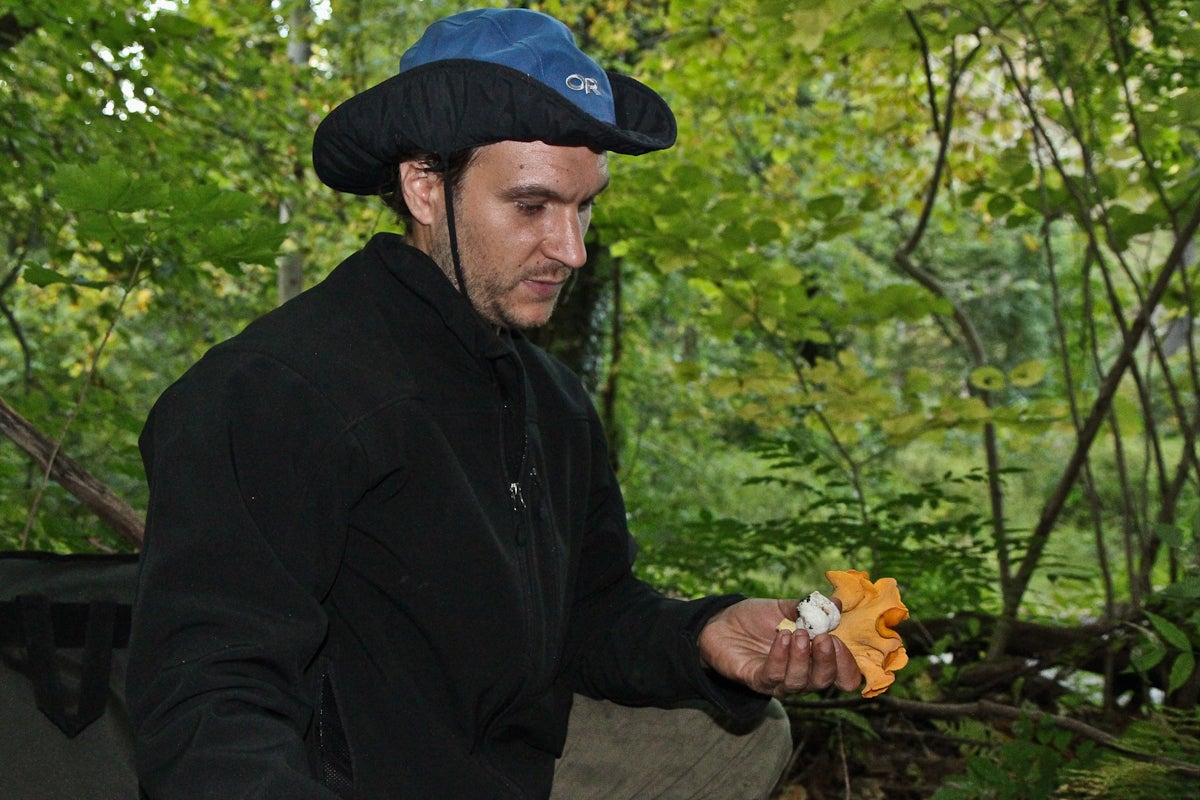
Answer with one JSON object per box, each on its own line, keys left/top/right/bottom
{"left": 1107, "top": 204, "right": 1160, "bottom": 251}
{"left": 821, "top": 214, "right": 861, "bottom": 238}
{"left": 198, "top": 221, "right": 287, "bottom": 270}
{"left": 21, "top": 264, "right": 71, "bottom": 287}
{"left": 73, "top": 210, "right": 153, "bottom": 251}
{"left": 172, "top": 183, "right": 258, "bottom": 221}
{"left": 1144, "top": 611, "right": 1192, "bottom": 651}
{"left": 21, "top": 264, "right": 112, "bottom": 289}
{"left": 807, "top": 193, "right": 845, "bottom": 221}
{"left": 969, "top": 365, "right": 1006, "bottom": 391}
{"left": 987, "top": 193, "right": 1016, "bottom": 217}
{"left": 823, "top": 707, "right": 881, "bottom": 739}
{"left": 1005, "top": 162, "right": 1035, "bottom": 189}
{"left": 1167, "top": 651, "right": 1196, "bottom": 696}
{"left": 1130, "top": 636, "right": 1167, "bottom": 672}
{"left": 748, "top": 218, "right": 782, "bottom": 245}
{"left": 52, "top": 156, "right": 169, "bottom": 213}
{"left": 1161, "top": 578, "right": 1200, "bottom": 600}
{"left": 720, "top": 221, "right": 752, "bottom": 251}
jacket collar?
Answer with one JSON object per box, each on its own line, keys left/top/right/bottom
{"left": 365, "top": 232, "right": 518, "bottom": 362}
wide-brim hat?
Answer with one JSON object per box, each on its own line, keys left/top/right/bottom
{"left": 313, "top": 8, "right": 677, "bottom": 195}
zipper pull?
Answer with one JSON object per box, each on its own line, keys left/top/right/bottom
{"left": 509, "top": 481, "right": 527, "bottom": 544}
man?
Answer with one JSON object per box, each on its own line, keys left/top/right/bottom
{"left": 127, "top": 8, "right": 860, "bottom": 799}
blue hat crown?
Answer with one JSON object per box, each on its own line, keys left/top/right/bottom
{"left": 399, "top": 9, "right": 616, "bottom": 125}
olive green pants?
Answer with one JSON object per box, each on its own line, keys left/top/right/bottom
{"left": 551, "top": 695, "right": 793, "bottom": 800}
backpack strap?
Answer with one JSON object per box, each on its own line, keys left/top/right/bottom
{"left": 0, "top": 598, "right": 131, "bottom": 648}
{"left": 15, "top": 593, "right": 118, "bottom": 738}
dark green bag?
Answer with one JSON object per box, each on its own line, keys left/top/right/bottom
{"left": 1, "top": 551, "right": 139, "bottom": 800}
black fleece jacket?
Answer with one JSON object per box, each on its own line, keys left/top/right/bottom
{"left": 127, "top": 233, "right": 767, "bottom": 799}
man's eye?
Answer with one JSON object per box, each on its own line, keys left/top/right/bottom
{"left": 515, "top": 201, "right": 544, "bottom": 215}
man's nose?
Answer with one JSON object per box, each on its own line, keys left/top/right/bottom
{"left": 545, "top": 209, "right": 588, "bottom": 269}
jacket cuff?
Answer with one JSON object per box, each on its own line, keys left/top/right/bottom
{"left": 678, "top": 594, "right": 773, "bottom": 721}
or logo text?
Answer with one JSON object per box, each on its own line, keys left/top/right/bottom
{"left": 565, "top": 74, "right": 600, "bottom": 95}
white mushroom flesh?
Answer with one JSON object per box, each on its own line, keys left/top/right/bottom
{"left": 796, "top": 590, "right": 841, "bottom": 635}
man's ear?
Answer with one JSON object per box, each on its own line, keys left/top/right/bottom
{"left": 398, "top": 160, "right": 444, "bottom": 227}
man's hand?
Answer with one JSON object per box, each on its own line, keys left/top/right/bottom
{"left": 698, "top": 598, "right": 862, "bottom": 697}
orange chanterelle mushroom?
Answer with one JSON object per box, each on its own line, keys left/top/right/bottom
{"left": 779, "top": 570, "right": 910, "bottom": 697}
{"left": 826, "top": 569, "right": 909, "bottom": 697}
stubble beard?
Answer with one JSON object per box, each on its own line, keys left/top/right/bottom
{"left": 428, "top": 230, "right": 567, "bottom": 331}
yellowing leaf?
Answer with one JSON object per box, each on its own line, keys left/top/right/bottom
{"left": 706, "top": 375, "right": 744, "bottom": 399}
{"left": 969, "top": 365, "right": 1006, "bottom": 391}
{"left": 1008, "top": 359, "right": 1046, "bottom": 388}
{"left": 880, "top": 412, "right": 930, "bottom": 443}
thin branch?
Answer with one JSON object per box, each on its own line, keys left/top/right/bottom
{"left": 1, "top": 262, "right": 34, "bottom": 386}
{"left": 837, "top": 720, "right": 851, "bottom": 800}
{"left": 896, "top": 18, "right": 984, "bottom": 261}
{"left": 907, "top": 9, "right": 942, "bottom": 137}
{"left": 786, "top": 696, "right": 1200, "bottom": 777}
{"left": 17, "top": 256, "right": 147, "bottom": 549}
{"left": 1101, "top": 1, "right": 1178, "bottom": 228}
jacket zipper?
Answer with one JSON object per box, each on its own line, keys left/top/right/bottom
{"left": 479, "top": 358, "right": 542, "bottom": 751}
{"left": 509, "top": 431, "right": 529, "bottom": 544}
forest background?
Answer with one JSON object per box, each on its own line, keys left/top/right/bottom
{"left": 1, "top": 0, "right": 1198, "bottom": 797}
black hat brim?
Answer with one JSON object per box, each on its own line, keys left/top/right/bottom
{"left": 313, "top": 60, "right": 677, "bottom": 196}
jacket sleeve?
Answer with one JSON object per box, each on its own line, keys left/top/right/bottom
{"left": 127, "top": 351, "right": 361, "bottom": 799}
{"left": 565, "top": 407, "right": 770, "bottom": 720}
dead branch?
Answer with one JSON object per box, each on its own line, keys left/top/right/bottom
{"left": 787, "top": 695, "right": 1200, "bottom": 777}
{"left": 0, "top": 394, "right": 144, "bottom": 546}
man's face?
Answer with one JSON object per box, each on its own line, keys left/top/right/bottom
{"left": 427, "top": 140, "right": 610, "bottom": 330}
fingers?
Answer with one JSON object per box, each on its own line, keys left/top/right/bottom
{"left": 761, "top": 628, "right": 795, "bottom": 691}
{"left": 801, "top": 633, "right": 838, "bottom": 689}
{"left": 759, "top": 631, "right": 863, "bottom": 697}
{"left": 761, "top": 628, "right": 818, "bottom": 697}
{"left": 830, "top": 635, "right": 863, "bottom": 693}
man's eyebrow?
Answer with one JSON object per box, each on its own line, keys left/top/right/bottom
{"left": 500, "top": 176, "right": 611, "bottom": 204}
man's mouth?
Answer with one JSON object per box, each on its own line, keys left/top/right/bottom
{"left": 522, "top": 275, "right": 566, "bottom": 298}
{"left": 520, "top": 268, "right": 570, "bottom": 296}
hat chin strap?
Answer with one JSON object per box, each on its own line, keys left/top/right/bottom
{"left": 442, "top": 184, "right": 471, "bottom": 303}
